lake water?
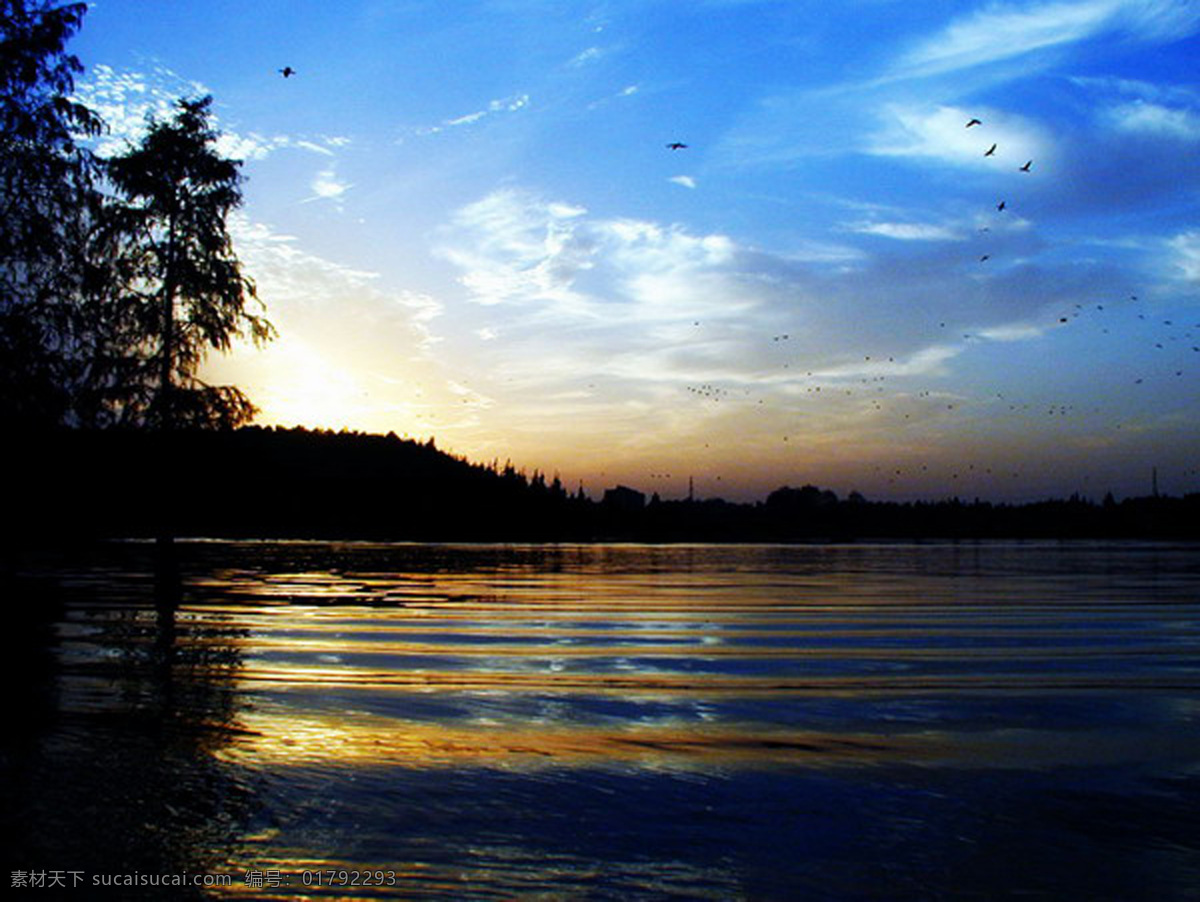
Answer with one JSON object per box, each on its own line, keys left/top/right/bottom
{"left": 5, "top": 541, "right": 1200, "bottom": 899}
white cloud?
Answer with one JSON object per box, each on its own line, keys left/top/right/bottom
{"left": 418, "top": 93, "right": 531, "bottom": 135}
{"left": 500, "top": 94, "right": 530, "bottom": 112}
{"left": 1169, "top": 230, "right": 1200, "bottom": 280}
{"left": 438, "top": 189, "right": 762, "bottom": 339}
{"left": 898, "top": 1, "right": 1120, "bottom": 76}
{"left": 230, "top": 217, "right": 385, "bottom": 304}
{"left": 1114, "top": 0, "right": 1200, "bottom": 39}
{"left": 894, "top": 0, "right": 1200, "bottom": 79}
{"left": 568, "top": 47, "right": 604, "bottom": 67}
{"left": 599, "top": 221, "right": 751, "bottom": 321}
{"left": 1070, "top": 75, "right": 1200, "bottom": 108}
{"left": 435, "top": 185, "right": 1136, "bottom": 410}
{"left": 75, "top": 64, "right": 349, "bottom": 162}
{"left": 1106, "top": 100, "right": 1200, "bottom": 139}
{"left": 669, "top": 175, "right": 697, "bottom": 189}
{"left": 588, "top": 83, "right": 641, "bottom": 111}
{"left": 853, "top": 221, "right": 963, "bottom": 241}
{"left": 308, "top": 168, "right": 353, "bottom": 201}
{"left": 73, "top": 64, "right": 187, "bottom": 155}
{"left": 445, "top": 110, "right": 488, "bottom": 128}
{"left": 779, "top": 241, "right": 867, "bottom": 265}
{"left": 437, "top": 189, "right": 596, "bottom": 310}
{"left": 602, "top": 220, "right": 737, "bottom": 271}
{"left": 214, "top": 131, "right": 287, "bottom": 161}
{"left": 868, "top": 104, "right": 1048, "bottom": 169}
{"left": 231, "top": 217, "right": 441, "bottom": 343}
{"left": 975, "top": 323, "right": 1047, "bottom": 341}
{"left": 293, "top": 139, "right": 337, "bottom": 157}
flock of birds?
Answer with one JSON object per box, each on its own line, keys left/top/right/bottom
{"left": 273, "top": 65, "right": 1192, "bottom": 497}
{"left": 680, "top": 290, "right": 1199, "bottom": 450}
{"left": 661, "top": 120, "right": 1196, "bottom": 494}
{"left": 966, "top": 117, "right": 1034, "bottom": 265}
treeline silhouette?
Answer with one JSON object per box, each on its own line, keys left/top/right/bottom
{"left": 11, "top": 425, "right": 1199, "bottom": 542}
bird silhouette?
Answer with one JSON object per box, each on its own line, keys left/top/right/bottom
{"left": 984, "top": 143, "right": 997, "bottom": 156}
{"left": 1019, "top": 160, "right": 1032, "bottom": 172}
{"left": 279, "top": 67, "right": 296, "bottom": 78}
{"left": 666, "top": 142, "right": 688, "bottom": 150}
{"left": 996, "top": 200, "right": 1006, "bottom": 211}
{"left": 966, "top": 118, "right": 982, "bottom": 128}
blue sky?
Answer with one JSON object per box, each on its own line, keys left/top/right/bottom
{"left": 70, "top": 0, "right": 1200, "bottom": 501}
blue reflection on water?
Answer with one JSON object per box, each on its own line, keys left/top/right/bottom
{"left": 6, "top": 540, "right": 1200, "bottom": 899}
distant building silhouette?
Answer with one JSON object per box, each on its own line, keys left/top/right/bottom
{"left": 602, "top": 485, "right": 646, "bottom": 513}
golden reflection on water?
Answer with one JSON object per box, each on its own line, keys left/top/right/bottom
{"left": 221, "top": 705, "right": 1200, "bottom": 774}
{"left": 220, "top": 709, "right": 915, "bottom": 769}
{"left": 30, "top": 543, "right": 1200, "bottom": 900}
{"left": 174, "top": 548, "right": 1200, "bottom": 776}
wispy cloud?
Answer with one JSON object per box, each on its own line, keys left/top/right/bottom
{"left": 1105, "top": 100, "right": 1200, "bottom": 139}
{"left": 416, "top": 93, "right": 531, "bottom": 135}
{"left": 893, "top": 0, "right": 1200, "bottom": 80}
{"left": 437, "top": 189, "right": 594, "bottom": 311}
{"left": 567, "top": 46, "right": 605, "bottom": 67}
{"left": 231, "top": 217, "right": 384, "bottom": 308}
{"left": 1071, "top": 71, "right": 1200, "bottom": 141}
{"left": 669, "top": 175, "right": 697, "bottom": 189}
{"left": 587, "top": 83, "right": 641, "bottom": 110}
{"left": 852, "top": 221, "right": 964, "bottom": 241}
{"left": 1070, "top": 74, "right": 1200, "bottom": 106}
{"left": 211, "top": 216, "right": 450, "bottom": 432}
{"left": 293, "top": 139, "right": 338, "bottom": 157}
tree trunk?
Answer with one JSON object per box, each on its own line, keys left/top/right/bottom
{"left": 155, "top": 218, "right": 178, "bottom": 607}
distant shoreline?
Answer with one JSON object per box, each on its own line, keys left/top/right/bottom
{"left": 11, "top": 425, "right": 1199, "bottom": 543}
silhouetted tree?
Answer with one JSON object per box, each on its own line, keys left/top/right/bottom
{"left": 99, "top": 95, "right": 273, "bottom": 431}
{"left": 0, "top": 0, "right": 103, "bottom": 426}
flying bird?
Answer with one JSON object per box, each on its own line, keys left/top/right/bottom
{"left": 279, "top": 66, "right": 296, "bottom": 78}
{"left": 666, "top": 142, "right": 688, "bottom": 150}
{"left": 996, "top": 200, "right": 1006, "bottom": 211}
{"left": 984, "top": 143, "right": 997, "bottom": 156}
{"left": 966, "top": 118, "right": 982, "bottom": 128}
{"left": 1019, "top": 160, "right": 1033, "bottom": 172}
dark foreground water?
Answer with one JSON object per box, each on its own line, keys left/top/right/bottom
{"left": 4, "top": 541, "right": 1200, "bottom": 900}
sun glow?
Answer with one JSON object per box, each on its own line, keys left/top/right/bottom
{"left": 239, "top": 336, "right": 370, "bottom": 430}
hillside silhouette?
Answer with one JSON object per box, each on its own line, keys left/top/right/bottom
{"left": 10, "top": 425, "right": 1199, "bottom": 543}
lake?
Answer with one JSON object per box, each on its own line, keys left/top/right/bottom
{"left": 5, "top": 540, "right": 1200, "bottom": 899}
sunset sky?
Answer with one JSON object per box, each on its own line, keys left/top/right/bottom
{"left": 71, "top": 0, "right": 1200, "bottom": 502}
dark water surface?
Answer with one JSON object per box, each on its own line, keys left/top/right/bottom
{"left": 5, "top": 541, "right": 1200, "bottom": 899}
